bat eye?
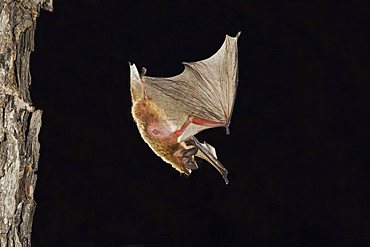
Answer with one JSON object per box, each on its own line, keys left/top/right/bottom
{"left": 152, "top": 129, "right": 159, "bottom": 135}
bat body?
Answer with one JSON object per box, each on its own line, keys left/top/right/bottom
{"left": 130, "top": 32, "right": 240, "bottom": 184}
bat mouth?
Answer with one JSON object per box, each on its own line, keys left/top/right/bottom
{"left": 179, "top": 146, "right": 199, "bottom": 175}
{"left": 182, "top": 158, "right": 199, "bottom": 175}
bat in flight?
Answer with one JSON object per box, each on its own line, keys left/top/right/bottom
{"left": 129, "top": 32, "right": 240, "bottom": 184}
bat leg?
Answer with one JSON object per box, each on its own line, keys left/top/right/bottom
{"left": 188, "top": 136, "right": 229, "bottom": 184}
{"left": 175, "top": 116, "right": 225, "bottom": 142}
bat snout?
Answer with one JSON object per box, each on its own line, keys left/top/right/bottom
{"left": 182, "top": 159, "right": 198, "bottom": 175}
{"left": 173, "top": 147, "right": 199, "bottom": 175}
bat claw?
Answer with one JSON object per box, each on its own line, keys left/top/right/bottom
{"left": 141, "top": 67, "right": 147, "bottom": 77}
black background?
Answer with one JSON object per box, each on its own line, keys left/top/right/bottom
{"left": 30, "top": 1, "right": 369, "bottom": 246}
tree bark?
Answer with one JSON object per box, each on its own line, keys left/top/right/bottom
{"left": 0, "top": 0, "right": 52, "bottom": 246}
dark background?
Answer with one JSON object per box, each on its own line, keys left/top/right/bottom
{"left": 30, "top": 1, "right": 369, "bottom": 246}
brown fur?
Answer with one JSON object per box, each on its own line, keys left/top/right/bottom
{"left": 132, "top": 98, "right": 192, "bottom": 174}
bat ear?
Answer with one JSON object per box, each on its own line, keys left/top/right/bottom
{"left": 129, "top": 63, "right": 145, "bottom": 101}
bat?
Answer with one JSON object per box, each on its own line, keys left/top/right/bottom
{"left": 129, "top": 32, "right": 240, "bottom": 184}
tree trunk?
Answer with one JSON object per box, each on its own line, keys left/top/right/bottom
{"left": 0, "top": 0, "right": 52, "bottom": 246}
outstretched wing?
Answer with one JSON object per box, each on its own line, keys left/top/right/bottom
{"left": 142, "top": 32, "right": 240, "bottom": 140}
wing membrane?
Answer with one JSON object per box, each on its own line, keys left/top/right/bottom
{"left": 143, "top": 32, "right": 240, "bottom": 135}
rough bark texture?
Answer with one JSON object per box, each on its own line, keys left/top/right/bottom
{"left": 0, "top": 0, "right": 52, "bottom": 246}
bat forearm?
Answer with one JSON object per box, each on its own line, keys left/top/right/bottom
{"left": 188, "top": 136, "right": 229, "bottom": 184}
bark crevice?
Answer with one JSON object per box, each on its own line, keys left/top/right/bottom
{"left": 0, "top": 0, "right": 52, "bottom": 246}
